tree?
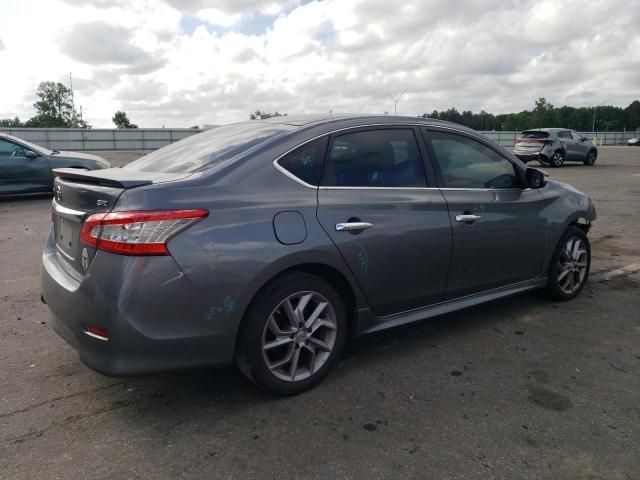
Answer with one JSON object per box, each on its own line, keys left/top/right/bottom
{"left": 24, "top": 81, "right": 89, "bottom": 128}
{"left": 250, "top": 110, "right": 287, "bottom": 120}
{"left": 112, "top": 110, "right": 138, "bottom": 129}
{"left": 0, "top": 117, "right": 24, "bottom": 127}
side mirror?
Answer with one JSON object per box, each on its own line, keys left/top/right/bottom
{"left": 581, "top": 136, "right": 588, "bottom": 142}
{"left": 24, "top": 150, "right": 38, "bottom": 158}
{"left": 525, "top": 168, "right": 546, "bottom": 189}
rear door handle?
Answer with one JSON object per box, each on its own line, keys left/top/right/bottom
{"left": 335, "top": 222, "right": 373, "bottom": 232}
{"left": 455, "top": 214, "right": 482, "bottom": 223}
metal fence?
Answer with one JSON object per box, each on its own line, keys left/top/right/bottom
{"left": 1, "top": 127, "right": 637, "bottom": 151}
{"left": 0, "top": 128, "right": 203, "bottom": 151}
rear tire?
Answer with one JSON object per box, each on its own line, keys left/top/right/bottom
{"left": 583, "top": 150, "right": 597, "bottom": 166}
{"left": 545, "top": 226, "right": 591, "bottom": 301}
{"left": 236, "top": 272, "right": 347, "bottom": 395}
{"left": 550, "top": 150, "right": 565, "bottom": 168}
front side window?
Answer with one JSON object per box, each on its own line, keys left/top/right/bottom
{"left": 277, "top": 137, "right": 327, "bottom": 186}
{"left": 570, "top": 131, "right": 583, "bottom": 141}
{"left": 557, "top": 130, "right": 572, "bottom": 139}
{"left": 0, "top": 139, "right": 25, "bottom": 158}
{"left": 427, "top": 130, "right": 518, "bottom": 189}
{"left": 322, "top": 129, "right": 426, "bottom": 187}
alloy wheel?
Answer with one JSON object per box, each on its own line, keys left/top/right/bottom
{"left": 557, "top": 237, "right": 588, "bottom": 295}
{"left": 586, "top": 151, "right": 596, "bottom": 165}
{"left": 262, "top": 291, "right": 337, "bottom": 382}
{"left": 552, "top": 151, "right": 564, "bottom": 167}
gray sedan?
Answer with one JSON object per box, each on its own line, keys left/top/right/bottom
{"left": 41, "top": 115, "right": 596, "bottom": 395}
{"left": 0, "top": 133, "right": 110, "bottom": 195}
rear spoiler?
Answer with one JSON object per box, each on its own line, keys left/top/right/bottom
{"left": 53, "top": 168, "right": 189, "bottom": 188}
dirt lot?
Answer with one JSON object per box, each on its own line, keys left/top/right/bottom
{"left": 1, "top": 147, "right": 639, "bottom": 480}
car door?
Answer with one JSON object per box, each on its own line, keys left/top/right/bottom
{"left": 570, "top": 130, "right": 589, "bottom": 159}
{"left": 316, "top": 127, "right": 452, "bottom": 317}
{"left": 557, "top": 130, "right": 578, "bottom": 160}
{"left": 422, "top": 128, "right": 547, "bottom": 299}
{"left": 0, "top": 139, "right": 51, "bottom": 194}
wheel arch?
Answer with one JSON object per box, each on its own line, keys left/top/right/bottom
{"left": 233, "top": 262, "right": 360, "bottom": 358}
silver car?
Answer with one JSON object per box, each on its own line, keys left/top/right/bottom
{"left": 41, "top": 115, "right": 596, "bottom": 395}
{"left": 514, "top": 128, "right": 598, "bottom": 167}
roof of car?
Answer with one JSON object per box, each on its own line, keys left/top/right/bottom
{"left": 259, "top": 113, "right": 470, "bottom": 130}
{"left": 524, "top": 128, "right": 571, "bottom": 132}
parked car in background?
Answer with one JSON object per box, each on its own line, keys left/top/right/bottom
{"left": 0, "top": 133, "right": 110, "bottom": 195}
{"left": 628, "top": 137, "right": 640, "bottom": 146}
{"left": 41, "top": 115, "right": 596, "bottom": 395}
{"left": 513, "top": 128, "right": 597, "bottom": 167}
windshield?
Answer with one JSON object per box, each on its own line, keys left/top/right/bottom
{"left": 125, "top": 122, "right": 295, "bottom": 173}
{"left": 6, "top": 135, "right": 52, "bottom": 155}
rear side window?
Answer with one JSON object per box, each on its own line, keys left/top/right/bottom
{"left": 557, "top": 130, "right": 572, "bottom": 139}
{"left": 277, "top": 137, "right": 328, "bottom": 186}
{"left": 519, "top": 131, "right": 549, "bottom": 139}
{"left": 427, "top": 130, "right": 518, "bottom": 189}
{"left": 322, "top": 129, "right": 426, "bottom": 188}
{"left": 125, "top": 123, "right": 294, "bottom": 173}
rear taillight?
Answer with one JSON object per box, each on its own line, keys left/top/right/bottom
{"left": 80, "top": 209, "right": 208, "bottom": 256}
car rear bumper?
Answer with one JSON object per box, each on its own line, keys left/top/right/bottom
{"left": 40, "top": 227, "right": 244, "bottom": 376}
{"left": 514, "top": 152, "right": 544, "bottom": 163}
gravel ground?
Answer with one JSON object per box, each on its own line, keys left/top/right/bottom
{"left": 1, "top": 147, "right": 639, "bottom": 480}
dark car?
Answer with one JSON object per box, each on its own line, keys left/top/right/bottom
{"left": 0, "top": 133, "right": 110, "bottom": 195}
{"left": 513, "top": 128, "right": 597, "bottom": 167}
{"left": 41, "top": 115, "right": 596, "bottom": 394}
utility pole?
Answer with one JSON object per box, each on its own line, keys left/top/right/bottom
{"left": 69, "top": 72, "right": 75, "bottom": 111}
{"left": 386, "top": 91, "right": 406, "bottom": 116}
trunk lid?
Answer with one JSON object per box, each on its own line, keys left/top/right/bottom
{"left": 51, "top": 168, "right": 188, "bottom": 276}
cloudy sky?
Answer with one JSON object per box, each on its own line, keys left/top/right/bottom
{"left": 0, "top": 0, "right": 638, "bottom": 127}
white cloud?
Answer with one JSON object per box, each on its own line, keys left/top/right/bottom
{"left": 0, "top": 0, "right": 638, "bottom": 127}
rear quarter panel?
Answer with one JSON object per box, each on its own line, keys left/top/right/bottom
{"left": 113, "top": 144, "right": 368, "bottom": 346}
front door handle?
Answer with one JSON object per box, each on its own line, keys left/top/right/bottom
{"left": 455, "top": 214, "right": 482, "bottom": 223}
{"left": 335, "top": 222, "right": 373, "bottom": 232}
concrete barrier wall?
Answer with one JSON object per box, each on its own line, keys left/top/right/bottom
{"left": 1, "top": 127, "right": 637, "bottom": 151}
{"left": 0, "top": 128, "right": 203, "bottom": 151}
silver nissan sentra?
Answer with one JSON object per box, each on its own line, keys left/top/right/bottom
{"left": 41, "top": 114, "right": 596, "bottom": 394}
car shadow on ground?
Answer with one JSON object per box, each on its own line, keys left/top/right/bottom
{"left": 85, "top": 289, "right": 551, "bottom": 425}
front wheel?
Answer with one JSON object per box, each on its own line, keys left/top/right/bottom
{"left": 583, "top": 150, "right": 597, "bottom": 166}
{"left": 236, "top": 272, "right": 347, "bottom": 395}
{"left": 545, "top": 227, "right": 591, "bottom": 300}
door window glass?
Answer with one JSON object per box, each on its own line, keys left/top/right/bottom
{"left": 570, "top": 131, "right": 583, "bottom": 140}
{"left": 277, "top": 137, "right": 327, "bottom": 186}
{"left": 427, "top": 130, "right": 518, "bottom": 189}
{"left": 0, "top": 139, "right": 25, "bottom": 158}
{"left": 322, "top": 129, "right": 426, "bottom": 187}
{"left": 557, "top": 130, "right": 572, "bottom": 139}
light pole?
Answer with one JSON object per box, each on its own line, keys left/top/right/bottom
{"left": 386, "top": 91, "right": 406, "bottom": 116}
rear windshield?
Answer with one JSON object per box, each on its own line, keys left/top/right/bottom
{"left": 125, "top": 123, "right": 294, "bottom": 173}
{"left": 519, "top": 131, "right": 549, "bottom": 139}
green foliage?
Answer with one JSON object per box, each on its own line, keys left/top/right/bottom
{"left": 250, "top": 110, "right": 287, "bottom": 120}
{"left": 420, "top": 98, "right": 640, "bottom": 132}
{"left": 0, "top": 117, "right": 24, "bottom": 127}
{"left": 21, "top": 81, "right": 89, "bottom": 128}
{"left": 112, "top": 110, "right": 138, "bottom": 129}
